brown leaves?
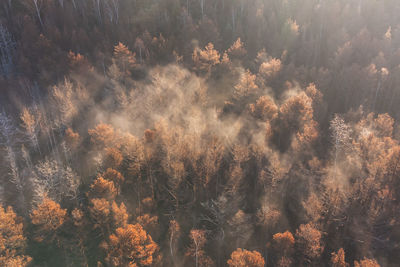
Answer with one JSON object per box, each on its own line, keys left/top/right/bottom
{"left": 104, "top": 147, "right": 123, "bottom": 169}
{"left": 88, "top": 123, "right": 116, "bottom": 148}
{"left": 249, "top": 95, "right": 278, "bottom": 121}
{"left": 89, "top": 177, "right": 117, "bottom": 200}
{"left": 65, "top": 127, "right": 80, "bottom": 149}
{"left": 295, "top": 222, "right": 324, "bottom": 261}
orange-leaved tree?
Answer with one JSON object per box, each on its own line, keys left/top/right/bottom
{"left": 227, "top": 248, "right": 265, "bottom": 267}
{"left": 0, "top": 205, "right": 31, "bottom": 266}
{"left": 30, "top": 197, "right": 67, "bottom": 242}
{"left": 105, "top": 223, "right": 158, "bottom": 266}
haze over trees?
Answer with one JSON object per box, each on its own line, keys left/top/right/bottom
{"left": 1, "top": 0, "right": 400, "bottom": 266}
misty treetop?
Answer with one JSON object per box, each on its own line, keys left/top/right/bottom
{"left": 1, "top": 0, "right": 400, "bottom": 266}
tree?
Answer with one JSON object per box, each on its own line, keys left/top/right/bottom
{"left": 249, "top": 95, "right": 278, "bottom": 121}
{"left": 112, "top": 42, "right": 137, "bottom": 76}
{"left": 89, "top": 198, "right": 111, "bottom": 230}
{"left": 88, "top": 123, "right": 116, "bottom": 148}
{"left": 49, "top": 78, "right": 78, "bottom": 127}
{"left": 0, "top": 24, "right": 16, "bottom": 77}
{"left": 354, "top": 258, "right": 380, "bottom": 267}
{"left": 104, "top": 147, "right": 123, "bottom": 168}
{"left": 227, "top": 248, "right": 265, "bottom": 267}
{"left": 20, "top": 107, "right": 39, "bottom": 151}
{"left": 168, "top": 220, "right": 180, "bottom": 263}
{"left": 331, "top": 248, "right": 349, "bottom": 267}
{"left": 111, "top": 201, "right": 128, "bottom": 228}
{"left": 233, "top": 70, "right": 259, "bottom": 101}
{"left": 295, "top": 222, "right": 324, "bottom": 263}
{"left": 0, "top": 206, "right": 31, "bottom": 266}
{"left": 330, "top": 114, "right": 352, "bottom": 175}
{"left": 272, "top": 231, "right": 295, "bottom": 255}
{"left": 105, "top": 223, "right": 158, "bottom": 266}
{"left": 258, "top": 58, "right": 282, "bottom": 80}
{"left": 65, "top": 128, "right": 80, "bottom": 149}
{"left": 0, "top": 111, "right": 25, "bottom": 208}
{"left": 186, "top": 229, "right": 214, "bottom": 267}
{"left": 30, "top": 197, "right": 66, "bottom": 242}
{"left": 32, "top": 160, "right": 79, "bottom": 203}
{"left": 227, "top": 38, "right": 247, "bottom": 61}
{"left": 89, "top": 177, "right": 117, "bottom": 200}
{"left": 192, "top": 42, "right": 220, "bottom": 74}
{"left": 102, "top": 168, "right": 124, "bottom": 190}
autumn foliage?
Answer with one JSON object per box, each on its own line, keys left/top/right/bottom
{"left": 105, "top": 223, "right": 158, "bottom": 266}
{"left": 227, "top": 248, "right": 265, "bottom": 267}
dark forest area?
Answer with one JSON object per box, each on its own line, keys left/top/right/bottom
{"left": 1, "top": 0, "right": 400, "bottom": 266}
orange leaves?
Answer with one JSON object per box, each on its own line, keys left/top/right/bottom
{"left": 113, "top": 42, "right": 137, "bottom": 75}
{"left": 89, "top": 198, "right": 130, "bottom": 230}
{"left": 272, "top": 231, "right": 295, "bottom": 254}
{"left": 331, "top": 248, "right": 349, "bottom": 267}
{"left": 106, "top": 224, "right": 158, "bottom": 266}
{"left": 89, "top": 198, "right": 111, "bottom": 226}
{"left": 30, "top": 198, "right": 66, "bottom": 231}
{"left": 189, "top": 229, "right": 207, "bottom": 250}
{"left": 0, "top": 206, "right": 30, "bottom": 266}
{"left": 192, "top": 42, "right": 220, "bottom": 74}
{"left": 280, "top": 92, "right": 313, "bottom": 128}
{"left": 227, "top": 248, "right": 265, "bottom": 267}
{"left": 102, "top": 168, "right": 125, "bottom": 186}
{"left": 111, "top": 202, "right": 128, "bottom": 228}
{"left": 20, "top": 108, "right": 36, "bottom": 135}
{"left": 354, "top": 258, "right": 380, "bottom": 267}
{"left": 30, "top": 197, "right": 66, "bottom": 242}
{"left": 227, "top": 38, "right": 247, "bottom": 61}
{"left": 71, "top": 208, "right": 84, "bottom": 227}
{"left": 258, "top": 58, "right": 282, "bottom": 80}
{"left": 185, "top": 229, "right": 214, "bottom": 267}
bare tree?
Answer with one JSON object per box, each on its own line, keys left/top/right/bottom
{"left": 32, "top": 160, "right": 79, "bottom": 203}
{"left": 330, "top": 114, "right": 352, "bottom": 175}
{"left": 0, "top": 111, "right": 26, "bottom": 211}
{"left": 32, "top": 0, "right": 44, "bottom": 27}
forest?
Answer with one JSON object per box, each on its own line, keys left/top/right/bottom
{"left": 1, "top": 0, "right": 400, "bottom": 266}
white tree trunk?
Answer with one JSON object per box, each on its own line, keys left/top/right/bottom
{"left": 33, "top": 0, "right": 44, "bottom": 27}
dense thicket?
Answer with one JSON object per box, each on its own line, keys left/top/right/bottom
{"left": 1, "top": 0, "right": 400, "bottom": 266}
